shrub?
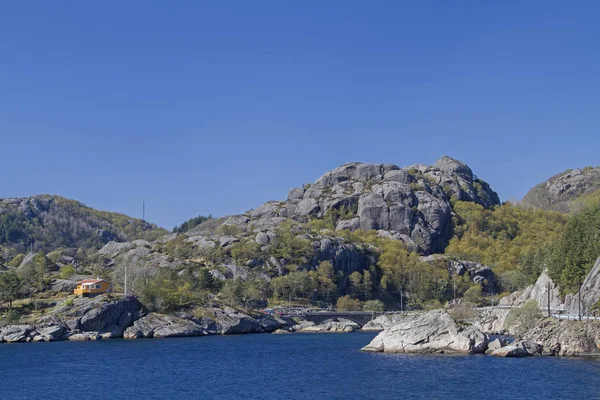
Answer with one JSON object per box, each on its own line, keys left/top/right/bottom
{"left": 336, "top": 295, "right": 362, "bottom": 311}
{"left": 505, "top": 299, "right": 542, "bottom": 337}
{"left": 59, "top": 265, "right": 77, "bottom": 280}
{"left": 363, "top": 300, "right": 384, "bottom": 312}
{"left": 462, "top": 283, "right": 483, "bottom": 306}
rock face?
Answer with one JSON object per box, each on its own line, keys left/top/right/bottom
{"left": 525, "top": 319, "right": 600, "bottom": 356}
{"left": 124, "top": 313, "right": 207, "bottom": 339}
{"left": 564, "top": 256, "right": 600, "bottom": 315}
{"left": 500, "top": 269, "right": 562, "bottom": 309}
{"left": 50, "top": 295, "right": 145, "bottom": 338}
{"left": 361, "top": 310, "right": 488, "bottom": 354}
{"left": 522, "top": 166, "right": 600, "bottom": 212}
{"left": 361, "top": 314, "right": 404, "bottom": 331}
{"left": 212, "top": 307, "right": 261, "bottom": 334}
{"left": 471, "top": 308, "right": 510, "bottom": 334}
{"left": 188, "top": 156, "right": 499, "bottom": 255}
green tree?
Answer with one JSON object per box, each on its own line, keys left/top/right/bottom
{"left": 0, "top": 271, "right": 22, "bottom": 308}
{"left": 462, "top": 283, "right": 483, "bottom": 305}
{"left": 363, "top": 299, "right": 384, "bottom": 311}
{"left": 59, "top": 265, "right": 77, "bottom": 280}
{"left": 336, "top": 295, "right": 362, "bottom": 311}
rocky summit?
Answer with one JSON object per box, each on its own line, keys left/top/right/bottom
{"left": 522, "top": 166, "right": 600, "bottom": 212}
{"left": 189, "top": 156, "right": 499, "bottom": 255}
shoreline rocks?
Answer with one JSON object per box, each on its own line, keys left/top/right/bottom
{"left": 361, "top": 310, "right": 488, "bottom": 354}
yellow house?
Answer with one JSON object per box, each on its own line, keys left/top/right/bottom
{"left": 74, "top": 278, "right": 112, "bottom": 297}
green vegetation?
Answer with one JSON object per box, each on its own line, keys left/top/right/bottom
{"left": 0, "top": 271, "right": 23, "bottom": 308}
{"left": 173, "top": 214, "right": 212, "bottom": 233}
{"left": 59, "top": 265, "right": 77, "bottom": 280}
{"left": 445, "top": 201, "right": 567, "bottom": 288}
{"left": 0, "top": 195, "right": 165, "bottom": 253}
{"left": 505, "top": 299, "right": 543, "bottom": 337}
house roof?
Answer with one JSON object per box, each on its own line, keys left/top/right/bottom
{"left": 76, "top": 279, "right": 108, "bottom": 285}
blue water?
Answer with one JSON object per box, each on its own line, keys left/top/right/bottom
{"left": 1, "top": 332, "right": 599, "bottom": 400}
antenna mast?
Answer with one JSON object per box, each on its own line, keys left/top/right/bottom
{"left": 142, "top": 197, "right": 145, "bottom": 221}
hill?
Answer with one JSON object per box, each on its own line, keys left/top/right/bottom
{"left": 0, "top": 195, "right": 166, "bottom": 253}
{"left": 522, "top": 167, "right": 600, "bottom": 212}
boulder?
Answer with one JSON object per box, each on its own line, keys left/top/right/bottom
{"left": 50, "top": 279, "right": 76, "bottom": 293}
{"left": 259, "top": 316, "right": 288, "bottom": 333}
{"left": 491, "top": 345, "right": 532, "bottom": 358}
{"left": 0, "top": 325, "right": 36, "bottom": 343}
{"left": 301, "top": 318, "right": 360, "bottom": 333}
{"left": 212, "top": 307, "right": 261, "bottom": 334}
{"left": 124, "top": 313, "right": 207, "bottom": 339}
{"left": 485, "top": 338, "right": 508, "bottom": 354}
{"left": 361, "top": 310, "right": 488, "bottom": 354}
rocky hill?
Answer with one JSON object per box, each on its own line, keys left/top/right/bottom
{"left": 0, "top": 195, "right": 166, "bottom": 253}
{"left": 190, "top": 156, "right": 500, "bottom": 255}
{"left": 522, "top": 167, "right": 600, "bottom": 212}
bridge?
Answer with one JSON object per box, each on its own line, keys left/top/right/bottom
{"left": 301, "top": 311, "right": 389, "bottom": 326}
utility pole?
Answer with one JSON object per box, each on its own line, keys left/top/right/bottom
{"left": 547, "top": 281, "right": 551, "bottom": 317}
{"left": 453, "top": 273, "right": 456, "bottom": 304}
{"left": 578, "top": 281, "right": 582, "bottom": 322}
{"left": 400, "top": 290, "right": 403, "bottom": 314}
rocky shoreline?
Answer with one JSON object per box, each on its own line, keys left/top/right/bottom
{"left": 3, "top": 295, "right": 599, "bottom": 360}
{"left": 362, "top": 309, "right": 600, "bottom": 358}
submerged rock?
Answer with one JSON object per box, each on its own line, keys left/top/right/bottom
{"left": 361, "top": 310, "right": 488, "bottom": 354}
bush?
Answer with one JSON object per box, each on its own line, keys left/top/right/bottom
{"left": 59, "top": 265, "right": 77, "bottom": 280}
{"left": 336, "top": 295, "right": 362, "bottom": 311}
{"left": 506, "top": 300, "right": 542, "bottom": 336}
{"left": 462, "top": 283, "right": 483, "bottom": 306}
{"left": 363, "top": 300, "right": 384, "bottom": 312}
{"left": 506, "top": 299, "right": 542, "bottom": 337}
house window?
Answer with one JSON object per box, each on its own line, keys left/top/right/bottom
{"left": 96, "top": 284, "right": 101, "bottom": 289}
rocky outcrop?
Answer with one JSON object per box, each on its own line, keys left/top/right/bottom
{"left": 361, "top": 310, "right": 488, "bottom": 354}
{"left": 48, "top": 295, "right": 145, "bottom": 338}
{"left": 471, "top": 308, "right": 510, "bottom": 334}
{"left": 124, "top": 313, "right": 208, "bottom": 339}
{"left": 500, "top": 269, "right": 562, "bottom": 309}
{"left": 522, "top": 167, "right": 600, "bottom": 212}
{"left": 564, "top": 256, "right": 600, "bottom": 315}
{"left": 0, "top": 323, "right": 66, "bottom": 343}
{"left": 212, "top": 307, "right": 261, "bottom": 334}
{"left": 187, "top": 157, "right": 499, "bottom": 255}
{"left": 50, "top": 279, "right": 77, "bottom": 292}
{"left": 524, "top": 319, "right": 600, "bottom": 357}
{"left": 491, "top": 343, "right": 534, "bottom": 358}
{"left": 361, "top": 314, "right": 404, "bottom": 331}
{"left": 301, "top": 318, "right": 360, "bottom": 333}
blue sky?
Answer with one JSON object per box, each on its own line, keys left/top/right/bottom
{"left": 1, "top": 1, "right": 599, "bottom": 229}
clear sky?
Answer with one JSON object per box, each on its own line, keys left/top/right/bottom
{"left": 1, "top": 1, "right": 599, "bottom": 229}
